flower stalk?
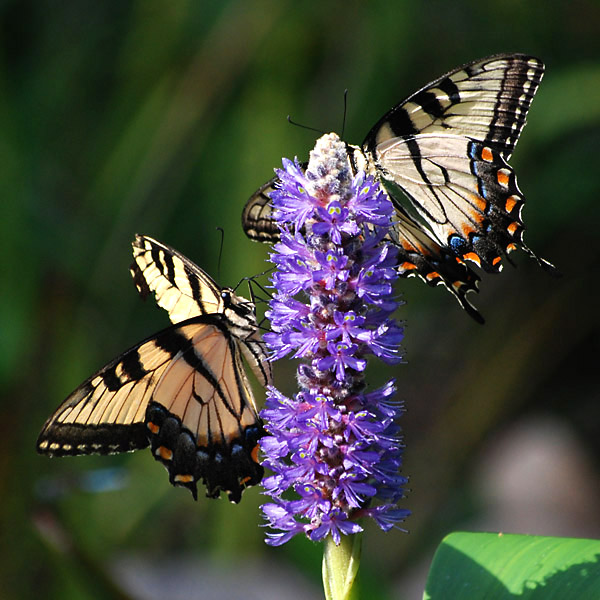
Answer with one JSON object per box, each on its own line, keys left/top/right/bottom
{"left": 323, "top": 531, "right": 362, "bottom": 600}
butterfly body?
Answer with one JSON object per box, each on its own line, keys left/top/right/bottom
{"left": 38, "top": 235, "right": 270, "bottom": 502}
{"left": 242, "top": 54, "right": 556, "bottom": 323}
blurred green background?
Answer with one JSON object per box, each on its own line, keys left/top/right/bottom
{"left": 2, "top": 1, "right": 599, "bottom": 599}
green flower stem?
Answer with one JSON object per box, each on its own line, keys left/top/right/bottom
{"left": 322, "top": 532, "right": 362, "bottom": 600}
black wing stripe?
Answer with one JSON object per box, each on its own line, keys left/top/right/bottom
{"left": 437, "top": 76, "right": 461, "bottom": 104}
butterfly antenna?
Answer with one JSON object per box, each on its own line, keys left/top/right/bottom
{"left": 341, "top": 89, "right": 348, "bottom": 139}
{"left": 248, "top": 268, "right": 275, "bottom": 300}
{"left": 215, "top": 227, "right": 225, "bottom": 282}
{"left": 235, "top": 270, "right": 274, "bottom": 302}
{"left": 287, "top": 114, "right": 324, "bottom": 136}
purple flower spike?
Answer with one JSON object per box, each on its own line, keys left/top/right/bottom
{"left": 260, "top": 133, "right": 409, "bottom": 545}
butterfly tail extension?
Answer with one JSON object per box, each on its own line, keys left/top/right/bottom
{"left": 145, "top": 402, "right": 264, "bottom": 503}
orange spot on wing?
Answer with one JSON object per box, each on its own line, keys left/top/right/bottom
{"left": 156, "top": 446, "right": 173, "bottom": 461}
{"left": 507, "top": 242, "right": 517, "bottom": 253}
{"left": 497, "top": 170, "right": 510, "bottom": 186}
{"left": 463, "top": 252, "right": 481, "bottom": 267}
{"left": 251, "top": 444, "right": 260, "bottom": 464}
{"left": 481, "top": 147, "right": 494, "bottom": 162}
{"left": 399, "top": 262, "right": 418, "bottom": 271}
{"left": 507, "top": 222, "right": 519, "bottom": 235}
{"left": 174, "top": 474, "right": 194, "bottom": 484}
{"left": 492, "top": 256, "right": 502, "bottom": 266}
{"left": 147, "top": 422, "right": 160, "bottom": 435}
{"left": 505, "top": 195, "right": 519, "bottom": 213}
{"left": 426, "top": 271, "right": 440, "bottom": 281}
{"left": 240, "top": 476, "right": 252, "bottom": 486}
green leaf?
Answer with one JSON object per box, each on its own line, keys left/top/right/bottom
{"left": 424, "top": 532, "right": 600, "bottom": 600}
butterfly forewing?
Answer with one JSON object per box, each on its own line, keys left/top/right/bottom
{"left": 363, "top": 54, "right": 544, "bottom": 160}
{"left": 37, "top": 325, "right": 182, "bottom": 457}
{"left": 131, "top": 234, "right": 223, "bottom": 323}
{"left": 38, "top": 235, "right": 268, "bottom": 502}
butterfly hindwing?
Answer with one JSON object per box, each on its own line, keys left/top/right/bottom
{"left": 388, "top": 207, "right": 483, "bottom": 323}
{"left": 38, "top": 235, "right": 268, "bottom": 502}
{"left": 143, "top": 317, "right": 264, "bottom": 501}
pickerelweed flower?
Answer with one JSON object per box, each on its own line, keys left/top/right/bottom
{"left": 260, "top": 132, "right": 409, "bottom": 547}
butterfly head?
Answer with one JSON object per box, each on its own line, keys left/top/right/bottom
{"left": 220, "top": 288, "right": 259, "bottom": 334}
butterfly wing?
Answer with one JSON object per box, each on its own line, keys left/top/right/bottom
{"left": 37, "top": 333, "right": 162, "bottom": 458}
{"left": 130, "top": 234, "right": 223, "bottom": 323}
{"left": 362, "top": 54, "right": 554, "bottom": 273}
{"left": 242, "top": 177, "right": 281, "bottom": 243}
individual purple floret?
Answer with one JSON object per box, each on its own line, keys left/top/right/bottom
{"left": 260, "top": 133, "right": 409, "bottom": 546}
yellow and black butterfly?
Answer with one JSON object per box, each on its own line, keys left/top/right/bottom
{"left": 242, "top": 53, "right": 557, "bottom": 323}
{"left": 37, "top": 235, "right": 271, "bottom": 502}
